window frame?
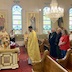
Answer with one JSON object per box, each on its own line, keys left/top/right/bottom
{"left": 12, "top": 5, "right": 22, "bottom": 34}
{"left": 43, "top": 7, "right": 51, "bottom": 34}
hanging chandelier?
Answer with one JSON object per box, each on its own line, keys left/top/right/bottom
{"left": 46, "top": 0, "right": 64, "bottom": 23}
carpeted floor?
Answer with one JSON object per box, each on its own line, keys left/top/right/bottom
{"left": 0, "top": 46, "right": 32, "bottom": 72}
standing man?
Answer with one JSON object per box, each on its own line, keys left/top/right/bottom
{"left": 49, "top": 29, "right": 57, "bottom": 58}
{"left": 27, "top": 26, "right": 41, "bottom": 64}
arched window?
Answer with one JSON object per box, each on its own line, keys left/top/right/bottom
{"left": 43, "top": 7, "right": 51, "bottom": 34}
{"left": 69, "top": 8, "right": 72, "bottom": 31}
{"left": 12, "top": 5, "right": 22, "bottom": 34}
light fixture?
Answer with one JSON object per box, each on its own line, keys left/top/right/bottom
{"left": 45, "top": 0, "right": 64, "bottom": 23}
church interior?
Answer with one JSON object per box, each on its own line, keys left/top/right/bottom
{"left": 0, "top": 0, "right": 72, "bottom": 72}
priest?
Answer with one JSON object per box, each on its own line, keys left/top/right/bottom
{"left": 27, "top": 26, "right": 41, "bottom": 64}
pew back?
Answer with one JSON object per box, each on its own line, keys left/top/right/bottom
{"left": 44, "top": 56, "right": 68, "bottom": 72}
{"left": 32, "top": 50, "right": 68, "bottom": 72}
{"left": 57, "top": 49, "right": 72, "bottom": 72}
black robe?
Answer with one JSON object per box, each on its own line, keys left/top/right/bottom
{"left": 55, "top": 32, "right": 62, "bottom": 58}
{"left": 49, "top": 32, "right": 57, "bottom": 57}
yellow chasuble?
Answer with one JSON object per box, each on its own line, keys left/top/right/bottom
{"left": 24, "top": 34, "right": 28, "bottom": 42}
{"left": 0, "top": 31, "right": 10, "bottom": 49}
{"left": 1, "top": 31, "right": 9, "bottom": 40}
{"left": 24, "top": 33, "right": 28, "bottom": 48}
{"left": 27, "top": 30, "right": 41, "bottom": 62}
{"left": 0, "top": 31, "right": 2, "bottom": 40}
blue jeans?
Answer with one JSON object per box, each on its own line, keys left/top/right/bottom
{"left": 61, "top": 50, "right": 67, "bottom": 58}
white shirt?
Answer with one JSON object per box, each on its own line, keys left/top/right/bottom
{"left": 10, "top": 32, "right": 15, "bottom": 39}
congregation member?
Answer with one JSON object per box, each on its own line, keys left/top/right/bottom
{"left": 0, "top": 28, "right": 9, "bottom": 41}
{"left": 27, "top": 26, "right": 41, "bottom": 65}
{"left": 55, "top": 28, "right": 62, "bottom": 59}
{"left": 49, "top": 29, "right": 57, "bottom": 58}
{"left": 10, "top": 30, "right": 15, "bottom": 42}
{"left": 1, "top": 28, "right": 9, "bottom": 37}
{"left": 58, "top": 29, "right": 70, "bottom": 58}
{"left": 0, "top": 28, "right": 10, "bottom": 48}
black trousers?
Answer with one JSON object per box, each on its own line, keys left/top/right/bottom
{"left": 50, "top": 44, "right": 57, "bottom": 58}
{"left": 56, "top": 46, "right": 61, "bottom": 59}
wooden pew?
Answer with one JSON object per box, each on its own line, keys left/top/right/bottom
{"left": 39, "top": 39, "right": 45, "bottom": 52}
{"left": 32, "top": 50, "right": 68, "bottom": 72}
{"left": 39, "top": 39, "right": 50, "bottom": 53}
{"left": 57, "top": 49, "right": 72, "bottom": 72}
{"left": 43, "top": 39, "right": 50, "bottom": 51}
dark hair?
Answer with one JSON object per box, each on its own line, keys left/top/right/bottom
{"left": 64, "top": 29, "right": 68, "bottom": 35}
{"left": 28, "top": 26, "right": 33, "bottom": 29}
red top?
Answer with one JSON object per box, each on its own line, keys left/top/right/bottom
{"left": 59, "top": 35, "right": 70, "bottom": 50}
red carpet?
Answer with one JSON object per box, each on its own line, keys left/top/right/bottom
{"left": 0, "top": 47, "right": 32, "bottom": 72}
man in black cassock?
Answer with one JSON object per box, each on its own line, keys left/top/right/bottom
{"left": 49, "top": 29, "right": 57, "bottom": 57}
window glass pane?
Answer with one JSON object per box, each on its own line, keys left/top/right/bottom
{"left": 69, "top": 8, "right": 72, "bottom": 31}
{"left": 43, "top": 7, "right": 51, "bottom": 34}
{"left": 43, "top": 7, "right": 50, "bottom": 15}
{"left": 12, "top": 5, "right": 22, "bottom": 34}
{"left": 13, "top": 20, "right": 21, "bottom": 24}
{"left": 69, "top": 13, "right": 72, "bottom": 16}
{"left": 43, "top": 16, "right": 50, "bottom": 20}
{"left": 13, "top": 5, "right": 22, "bottom": 12}
{"left": 13, "top": 11, "right": 21, "bottom": 14}
{"left": 69, "top": 25, "right": 72, "bottom": 30}
{"left": 13, "top": 15, "right": 21, "bottom": 20}
{"left": 43, "top": 21, "right": 51, "bottom": 24}
{"left": 43, "top": 24, "right": 51, "bottom": 30}
{"left": 69, "top": 21, "right": 72, "bottom": 25}
{"left": 69, "top": 8, "right": 72, "bottom": 14}
{"left": 13, "top": 25, "right": 22, "bottom": 30}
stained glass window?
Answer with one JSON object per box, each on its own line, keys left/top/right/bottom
{"left": 43, "top": 7, "right": 51, "bottom": 34}
{"left": 12, "top": 5, "right": 22, "bottom": 34}
{"left": 69, "top": 8, "right": 72, "bottom": 31}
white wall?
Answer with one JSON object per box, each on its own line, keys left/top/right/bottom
{"left": 0, "top": 0, "right": 72, "bottom": 34}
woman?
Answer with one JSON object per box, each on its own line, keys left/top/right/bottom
{"left": 59, "top": 29, "right": 70, "bottom": 58}
{"left": 10, "top": 30, "right": 15, "bottom": 42}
